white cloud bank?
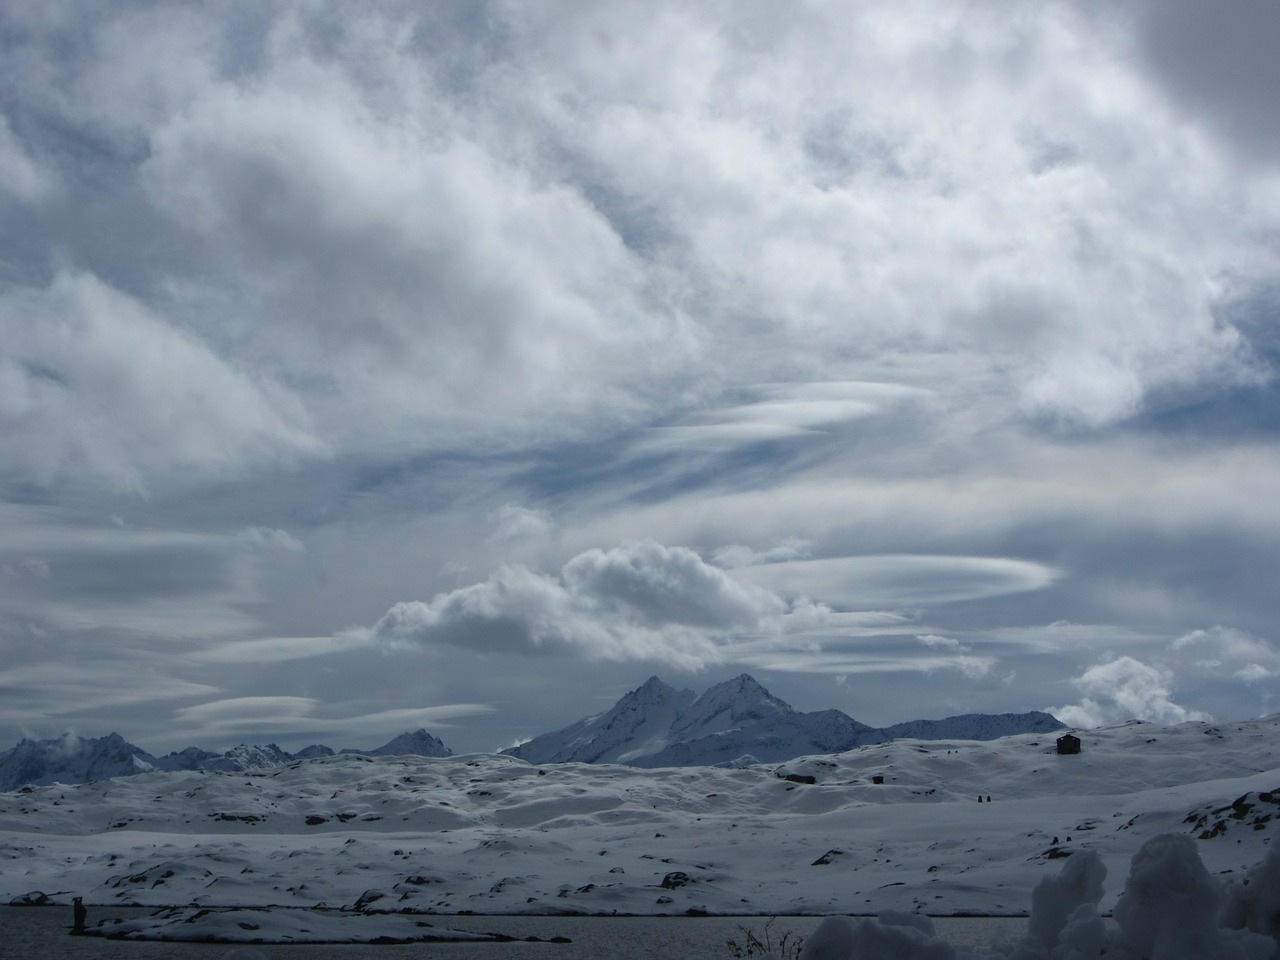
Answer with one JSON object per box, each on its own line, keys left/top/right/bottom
{"left": 2, "top": 0, "right": 1275, "bottom": 493}
{"left": 354, "top": 541, "right": 783, "bottom": 669}
{"left": 1051, "top": 655, "right": 1212, "bottom": 729}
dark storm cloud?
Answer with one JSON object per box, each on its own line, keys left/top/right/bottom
{"left": 1133, "top": 0, "right": 1280, "bottom": 166}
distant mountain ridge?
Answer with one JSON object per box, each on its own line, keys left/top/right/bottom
{"left": 0, "top": 678, "right": 1064, "bottom": 790}
{"left": 504, "top": 674, "right": 1064, "bottom": 766}
{"left": 0, "top": 728, "right": 451, "bottom": 792}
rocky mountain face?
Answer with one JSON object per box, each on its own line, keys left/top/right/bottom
{"left": 504, "top": 673, "right": 1064, "bottom": 767}
{"left": 0, "top": 729, "right": 452, "bottom": 792}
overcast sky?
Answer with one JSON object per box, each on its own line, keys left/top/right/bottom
{"left": 2, "top": 1, "right": 1279, "bottom": 755}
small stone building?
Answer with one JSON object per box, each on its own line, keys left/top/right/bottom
{"left": 1056, "top": 733, "right": 1081, "bottom": 755}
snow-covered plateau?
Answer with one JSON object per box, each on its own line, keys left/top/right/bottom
{"left": 3, "top": 713, "right": 1280, "bottom": 939}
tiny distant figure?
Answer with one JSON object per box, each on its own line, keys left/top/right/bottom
{"left": 71, "top": 896, "right": 87, "bottom": 935}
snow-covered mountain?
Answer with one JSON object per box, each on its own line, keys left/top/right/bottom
{"left": 194, "top": 743, "right": 296, "bottom": 774}
{"left": 505, "top": 676, "right": 698, "bottom": 764}
{"left": 348, "top": 729, "right": 452, "bottom": 759}
{"left": 0, "top": 728, "right": 453, "bottom": 791}
{"left": 504, "top": 673, "right": 1063, "bottom": 766}
{"left": 0, "top": 733, "right": 158, "bottom": 791}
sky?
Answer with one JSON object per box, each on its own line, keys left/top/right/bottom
{"left": 2, "top": 1, "right": 1279, "bottom": 756}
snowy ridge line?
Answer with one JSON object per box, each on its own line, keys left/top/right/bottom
{"left": 3, "top": 714, "right": 1280, "bottom": 923}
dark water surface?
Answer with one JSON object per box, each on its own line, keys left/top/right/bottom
{"left": 0, "top": 907, "right": 1025, "bottom": 959}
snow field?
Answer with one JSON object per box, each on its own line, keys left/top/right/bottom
{"left": 1, "top": 716, "right": 1278, "bottom": 927}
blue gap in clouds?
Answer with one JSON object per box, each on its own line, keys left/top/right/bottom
{"left": 1133, "top": 291, "right": 1280, "bottom": 439}
{"left": 1134, "top": 380, "right": 1280, "bottom": 438}
{"left": 516, "top": 429, "right": 819, "bottom": 506}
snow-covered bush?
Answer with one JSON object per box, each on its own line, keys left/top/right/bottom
{"left": 1221, "top": 839, "right": 1280, "bottom": 942}
{"left": 796, "top": 834, "right": 1280, "bottom": 960}
{"left": 727, "top": 916, "right": 805, "bottom": 960}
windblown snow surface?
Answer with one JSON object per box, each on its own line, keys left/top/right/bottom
{"left": 7, "top": 716, "right": 1280, "bottom": 958}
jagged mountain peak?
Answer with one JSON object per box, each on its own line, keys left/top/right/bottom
{"left": 636, "top": 675, "right": 673, "bottom": 692}
{"left": 364, "top": 729, "right": 452, "bottom": 758}
{"left": 670, "top": 673, "right": 793, "bottom": 740}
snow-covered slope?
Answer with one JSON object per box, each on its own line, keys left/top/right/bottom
{"left": 4, "top": 715, "right": 1280, "bottom": 920}
{"left": 668, "top": 674, "right": 793, "bottom": 740}
{"left": 633, "top": 707, "right": 882, "bottom": 767}
{"left": 504, "top": 673, "right": 1061, "bottom": 766}
{"left": 505, "top": 676, "right": 697, "bottom": 763}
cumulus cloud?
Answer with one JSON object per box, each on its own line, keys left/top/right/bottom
{"left": 1173, "top": 625, "right": 1280, "bottom": 685}
{"left": 135, "top": 39, "right": 676, "bottom": 454}
{"left": 353, "top": 543, "right": 1056, "bottom": 675}
{"left": 1050, "top": 656, "right": 1211, "bottom": 728}
{"left": 355, "top": 541, "right": 787, "bottom": 669}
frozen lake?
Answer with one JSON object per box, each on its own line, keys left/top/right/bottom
{"left": 1, "top": 907, "right": 1027, "bottom": 959}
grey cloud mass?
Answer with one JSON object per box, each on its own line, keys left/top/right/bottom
{"left": 1, "top": 1, "right": 1278, "bottom": 753}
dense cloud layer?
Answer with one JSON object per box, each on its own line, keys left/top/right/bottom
{"left": 1, "top": 1, "right": 1278, "bottom": 751}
